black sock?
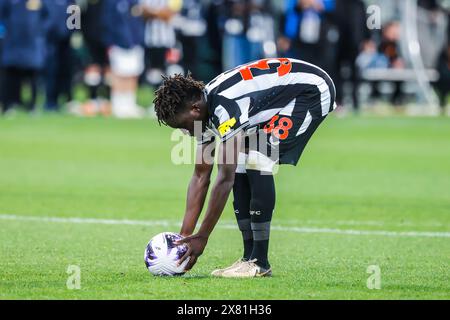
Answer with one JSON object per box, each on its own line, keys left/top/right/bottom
{"left": 247, "top": 169, "right": 275, "bottom": 269}
{"left": 233, "top": 172, "right": 253, "bottom": 260}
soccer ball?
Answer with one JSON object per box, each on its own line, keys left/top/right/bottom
{"left": 144, "top": 232, "right": 190, "bottom": 276}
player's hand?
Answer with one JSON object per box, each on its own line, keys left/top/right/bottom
{"left": 175, "top": 233, "right": 208, "bottom": 271}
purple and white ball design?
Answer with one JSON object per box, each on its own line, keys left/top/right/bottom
{"left": 144, "top": 232, "right": 190, "bottom": 276}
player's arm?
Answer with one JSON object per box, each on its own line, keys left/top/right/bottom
{"left": 176, "top": 132, "right": 243, "bottom": 270}
{"left": 196, "top": 133, "right": 242, "bottom": 237}
{"left": 180, "top": 141, "right": 216, "bottom": 237}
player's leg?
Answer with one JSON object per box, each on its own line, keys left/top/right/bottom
{"left": 247, "top": 167, "right": 275, "bottom": 270}
{"left": 211, "top": 152, "right": 251, "bottom": 276}
{"left": 221, "top": 151, "right": 276, "bottom": 278}
{"left": 27, "top": 70, "right": 39, "bottom": 112}
{"left": 233, "top": 167, "right": 253, "bottom": 260}
{"left": 2, "top": 67, "right": 21, "bottom": 113}
{"left": 109, "top": 46, "right": 145, "bottom": 118}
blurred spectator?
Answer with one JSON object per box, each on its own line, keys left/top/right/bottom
{"left": 379, "top": 22, "right": 404, "bottom": 69}
{"left": 102, "top": 0, "right": 146, "bottom": 118}
{"left": 434, "top": 44, "right": 450, "bottom": 111}
{"left": 140, "top": 0, "right": 181, "bottom": 86}
{"left": 204, "top": 0, "right": 226, "bottom": 79}
{"left": 0, "top": 0, "right": 51, "bottom": 114}
{"left": 333, "top": 0, "right": 370, "bottom": 111}
{"left": 372, "top": 21, "right": 405, "bottom": 106}
{"left": 221, "top": 0, "right": 274, "bottom": 71}
{"left": 0, "top": 19, "right": 5, "bottom": 110}
{"left": 356, "top": 40, "right": 390, "bottom": 70}
{"left": 45, "top": 0, "right": 75, "bottom": 112}
{"left": 417, "top": 0, "right": 448, "bottom": 68}
{"left": 78, "top": 0, "right": 111, "bottom": 116}
{"left": 278, "top": 0, "right": 337, "bottom": 73}
{"left": 174, "top": 0, "right": 207, "bottom": 79}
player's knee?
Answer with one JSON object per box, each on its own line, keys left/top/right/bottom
{"left": 249, "top": 198, "right": 266, "bottom": 213}
{"left": 248, "top": 173, "right": 276, "bottom": 208}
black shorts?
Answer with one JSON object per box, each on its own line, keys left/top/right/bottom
{"left": 245, "top": 78, "right": 336, "bottom": 166}
{"left": 84, "top": 38, "right": 109, "bottom": 67}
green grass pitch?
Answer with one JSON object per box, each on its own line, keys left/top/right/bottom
{"left": 0, "top": 114, "right": 449, "bottom": 299}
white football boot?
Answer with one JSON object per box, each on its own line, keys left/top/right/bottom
{"left": 211, "top": 259, "right": 247, "bottom": 277}
{"left": 220, "top": 259, "right": 272, "bottom": 278}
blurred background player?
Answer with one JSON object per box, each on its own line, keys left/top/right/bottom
{"left": 220, "top": 0, "right": 275, "bottom": 71}
{"left": 77, "top": 0, "right": 111, "bottom": 116}
{"left": 139, "top": 0, "right": 181, "bottom": 87}
{"left": 102, "top": 0, "right": 146, "bottom": 119}
{"left": 45, "top": 0, "right": 75, "bottom": 112}
{"left": 0, "top": 0, "right": 50, "bottom": 115}
{"left": 175, "top": 0, "right": 207, "bottom": 80}
{"left": 434, "top": 43, "right": 450, "bottom": 113}
{"left": 333, "top": 0, "right": 370, "bottom": 112}
{"left": 278, "top": 0, "right": 336, "bottom": 72}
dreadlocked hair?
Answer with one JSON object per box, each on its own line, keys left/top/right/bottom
{"left": 153, "top": 73, "right": 205, "bottom": 126}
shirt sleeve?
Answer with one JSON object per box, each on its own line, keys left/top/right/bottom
{"left": 212, "top": 95, "right": 250, "bottom": 143}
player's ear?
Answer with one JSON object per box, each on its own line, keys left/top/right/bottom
{"left": 190, "top": 102, "right": 201, "bottom": 116}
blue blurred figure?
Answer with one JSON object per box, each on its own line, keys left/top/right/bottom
{"left": 220, "top": 0, "right": 274, "bottom": 70}
{"left": 279, "top": 0, "right": 336, "bottom": 69}
{"left": 102, "top": 0, "right": 145, "bottom": 51}
{"left": 0, "top": 0, "right": 51, "bottom": 114}
{"left": 0, "top": 18, "right": 5, "bottom": 109}
{"left": 45, "top": 0, "right": 75, "bottom": 112}
{"left": 177, "top": 0, "right": 207, "bottom": 79}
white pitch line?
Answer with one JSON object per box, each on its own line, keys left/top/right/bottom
{"left": 0, "top": 214, "right": 450, "bottom": 238}
{"left": 294, "top": 219, "right": 449, "bottom": 228}
{"left": 1, "top": 214, "right": 449, "bottom": 238}
{"left": 0, "top": 214, "right": 175, "bottom": 227}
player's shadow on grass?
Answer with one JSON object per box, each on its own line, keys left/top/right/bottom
{"left": 182, "top": 274, "right": 275, "bottom": 280}
{"left": 150, "top": 274, "right": 211, "bottom": 280}
{"left": 181, "top": 274, "right": 211, "bottom": 279}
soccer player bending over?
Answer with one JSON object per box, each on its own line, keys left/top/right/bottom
{"left": 154, "top": 58, "right": 336, "bottom": 277}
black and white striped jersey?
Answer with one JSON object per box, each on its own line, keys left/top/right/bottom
{"left": 141, "top": 0, "right": 177, "bottom": 48}
{"left": 199, "top": 58, "right": 336, "bottom": 144}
